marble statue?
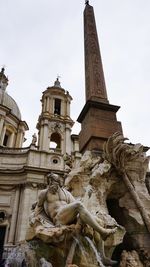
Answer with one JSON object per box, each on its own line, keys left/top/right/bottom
{"left": 6, "top": 132, "right": 149, "bottom": 266}
{"left": 63, "top": 153, "right": 73, "bottom": 171}
{"left": 26, "top": 172, "right": 120, "bottom": 266}
{"left": 31, "top": 133, "right": 37, "bottom": 146}
{"left": 32, "top": 172, "right": 117, "bottom": 240}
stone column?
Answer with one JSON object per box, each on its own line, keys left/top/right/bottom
{"left": 8, "top": 187, "right": 20, "bottom": 244}
{"left": 61, "top": 100, "right": 65, "bottom": 116}
{"left": 39, "top": 125, "right": 44, "bottom": 150}
{"left": 42, "top": 124, "right": 49, "bottom": 151}
{"left": 49, "top": 98, "right": 53, "bottom": 113}
{"left": 66, "top": 100, "right": 70, "bottom": 117}
{"left": 0, "top": 116, "right": 4, "bottom": 140}
{"left": 16, "top": 185, "right": 38, "bottom": 243}
{"left": 41, "top": 101, "right": 44, "bottom": 113}
{"left": 60, "top": 134, "right": 65, "bottom": 155}
{"left": 74, "top": 139, "right": 79, "bottom": 152}
{"left": 46, "top": 97, "right": 50, "bottom": 112}
{"left": 19, "top": 131, "right": 25, "bottom": 147}
{"left": 40, "top": 120, "right": 49, "bottom": 151}
{"left": 43, "top": 97, "right": 47, "bottom": 112}
{"left": 1, "top": 125, "right": 6, "bottom": 145}
{"left": 65, "top": 125, "right": 71, "bottom": 154}
{"left": 9, "top": 132, "right": 15, "bottom": 147}
{"left": 16, "top": 129, "right": 24, "bottom": 148}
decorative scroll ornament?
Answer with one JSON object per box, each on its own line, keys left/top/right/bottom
{"left": 50, "top": 122, "right": 65, "bottom": 133}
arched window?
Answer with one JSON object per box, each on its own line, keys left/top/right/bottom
{"left": 3, "top": 130, "right": 11, "bottom": 147}
{"left": 49, "top": 132, "right": 61, "bottom": 150}
{"left": 54, "top": 98, "right": 61, "bottom": 115}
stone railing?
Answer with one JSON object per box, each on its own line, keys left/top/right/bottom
{"left": 0, "top": 146, "right": 30, "bottom": 154}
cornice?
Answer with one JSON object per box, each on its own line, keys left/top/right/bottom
{"left": 37, "top": 114, "right": 74, "bottom": 127}
{"left": 77, "top": 100, "right": 120, "bottom": 123}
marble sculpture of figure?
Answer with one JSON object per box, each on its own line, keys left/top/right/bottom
{"left": 34, "top": 172, "right": 117, "bottom": 240}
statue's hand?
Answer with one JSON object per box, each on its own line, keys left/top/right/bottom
{"left": 101, "top": 227, "right": 118, "bottom": 241}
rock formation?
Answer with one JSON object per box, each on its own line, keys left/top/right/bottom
{"left": 119, "top": 250, "right": 144, "bottom": 267}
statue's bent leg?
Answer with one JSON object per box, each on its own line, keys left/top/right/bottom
{"left": 94, "top": 232, "right": 118, "bottom": 266}
{"left": 77, "top": 202, "right": 117, "bottom": 240}
{"left": 54, "top": 201, "right": 83, "bottom": 225}
{"left": 55, "top": 201, "right": 117, "bottom": 240}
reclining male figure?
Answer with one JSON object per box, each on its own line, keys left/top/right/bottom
{"left": 35, "top": 172, "right": 117, "bottom": 241}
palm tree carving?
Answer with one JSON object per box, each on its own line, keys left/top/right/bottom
{"left": 103, "top": 132, "right": 150, "bottom": 233}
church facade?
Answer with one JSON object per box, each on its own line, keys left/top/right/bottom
{"left": 0, "top": 69, "right": 80, "bottom": 255}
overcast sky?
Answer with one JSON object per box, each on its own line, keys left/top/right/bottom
{"left": 0, "top": 0, "right": 150, "bottom": 153}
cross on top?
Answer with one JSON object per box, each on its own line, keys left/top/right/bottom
{"left": 57, "top": 75, "right": 61, "bottom": 80}
{"left": 1, "top": 65, "right": 6, "bottom": 73}
{"left": 85, "top": 0, "right": 89, "bottom": 5}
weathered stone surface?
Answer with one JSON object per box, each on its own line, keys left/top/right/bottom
{"left": 23, "top": 133, "right": 150, "bottom": 266}
{"left": 119, "top": 250, "right": 144, "bottom": 267}
{"left": 139, "top": 248, "right": 150, "bottom": 267}
{"left": 103, "top": 133, "right": 150, "bottom": 238}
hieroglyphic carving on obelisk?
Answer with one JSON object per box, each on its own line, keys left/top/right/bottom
{"left": 84, "top": 4, "right": 108, "bottom": 103}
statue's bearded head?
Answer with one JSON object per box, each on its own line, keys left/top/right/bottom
{"left": 47, "top": 173, "right": 61, "bottom": 194}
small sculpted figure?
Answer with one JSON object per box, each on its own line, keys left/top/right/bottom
{"left": 63, "top": 153, "right": 73, "bottom": 170}
{"left": 34, "top": 172, "right": 117, "bottom": 240}
{"left": 31, "top": 133, "right": 37, "bottom": 146}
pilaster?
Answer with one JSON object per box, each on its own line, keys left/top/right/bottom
{"left": 8, "top": 186, "right": 20, "bottom": 244}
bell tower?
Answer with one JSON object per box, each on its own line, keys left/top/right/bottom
{"left": 37, "top": 78, "right": 74, "bottom": 154}
{"left": 77, "top": 2, "right": 122, "bottom": 153}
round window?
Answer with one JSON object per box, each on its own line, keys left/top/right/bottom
{"left": 53, "top": 159, "right": 58, "bottom": 164}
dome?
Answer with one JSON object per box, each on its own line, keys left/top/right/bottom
{"left": 0, "top": 89, "right": 21, "bottom": 120}
{"left": 0, "top": 68, "right": 21, "bottom": 120}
